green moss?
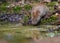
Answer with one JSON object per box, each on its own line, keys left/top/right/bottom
{"left": 12, "top": 6, "right": 22, "bottom": 13}
{"left": 23, "top": 15, "right": 29, "bottom": 23}
{"left": 41, "top": 15, "right": 57, "bottom": 24}
{"left": 46, "top": 2, "right": 56, "bottom": 7}
{"left": 24, "top": 4, "right": 32, "bottom": 11}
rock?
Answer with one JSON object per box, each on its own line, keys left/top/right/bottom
{"left": 0, "top": 14, "right": 24, "bottom": 23}
{"left": 46, "top": 33, "right": 55, "bottom": 37}
{"left": 0, "top": 14, "right": 8, "bottom": 21}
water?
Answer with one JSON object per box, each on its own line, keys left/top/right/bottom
{"left": 0, "top": 25, "right": 60, "bottom": 43}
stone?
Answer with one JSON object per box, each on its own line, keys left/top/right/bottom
{"left": 0, "top": 14, "right": 24, "bottom": 23}
{"left": 46, "top": 33, "right": 55, "bottom": 37}
{"left": 0, "top": 14, "right": 8, "bottom": 21}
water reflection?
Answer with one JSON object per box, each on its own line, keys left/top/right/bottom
{"left": 0, "top": 25, "right": 60, "bottom": 43}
